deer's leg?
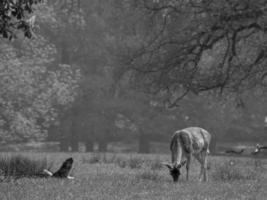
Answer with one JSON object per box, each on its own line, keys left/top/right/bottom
{"left": 202, "top": 151, "right": 208, "bottom": 182}
{"left": 185, "top": 154, "right": 191, "bottom": 181}
{"left": 194, "top": 154, "right": 204, "bottom": 181}
{"left": 196, "top": 150, "right": 209, "bottom": 182}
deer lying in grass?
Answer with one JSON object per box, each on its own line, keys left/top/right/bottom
{"left": 252, "top": 144, "right": 267, "bottom": 155}
{"left": 225, "top": 148, "right": 245, "bottom": 155}
{"left": 164, "top": 127, "right": 211, "bottom": 182}
{"left": 43, "top": 157, "right": 74, "bottom": 179}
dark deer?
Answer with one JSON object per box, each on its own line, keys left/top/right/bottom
{"left": 43, "top": 157, "right": 74, "bottom": 179}
{"left": 225, "top": 149, "right": 245, "bottom": 154}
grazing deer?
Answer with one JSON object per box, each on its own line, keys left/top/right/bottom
{"left": 43, "top": 157, "right": 74, "bottom": 179}
{"left": 164, "top": 127, "right": 211, "bottom": 182}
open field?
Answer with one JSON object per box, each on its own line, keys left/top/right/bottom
{"left": 0, "top": 153, "right": 267, "bottom": 200}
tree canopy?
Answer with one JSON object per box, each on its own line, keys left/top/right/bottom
{"left": 0, "top": 2, "right": 80, "bottom": 143}
{"left": 0, "top": 0, "right": 42, "bottom": 39}
{"left": 1, "top": 0, "right": 266, "bottom": 150}
{"left": 127, "top": 0, "right": 267, "bottom": 107}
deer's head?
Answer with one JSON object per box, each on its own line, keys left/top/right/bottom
{"left": 164, "top": 161, "right": 187, "bottom": 182}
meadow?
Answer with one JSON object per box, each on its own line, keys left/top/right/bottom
{"left": 0, "top": 152, "right": 267, "bottom": 200}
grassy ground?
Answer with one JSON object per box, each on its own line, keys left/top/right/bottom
{"left": 0, "top": 152, "right": 267, "bottom": 200}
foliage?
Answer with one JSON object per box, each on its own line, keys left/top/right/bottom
{"left": 128, "top": 0, "right": 267, "bottom": 106}
{"left": 28, "top": 0, "right": 267, "bottom": 149}
{"left": 0, "top": 0, "right": 42, "bottom": 39}
{"left": 36, "top": 1, "right": 176, "bottom": 150}
{"left": 0, "top": 35, "right": 80, "bottom": 142}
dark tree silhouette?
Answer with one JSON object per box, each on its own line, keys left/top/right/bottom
{"left": 129, "top": 0, "right": 267, "bottom": 107}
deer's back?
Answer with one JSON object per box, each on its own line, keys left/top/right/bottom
{"left": 177, "top": 127, "right": 211, "bottom": 154}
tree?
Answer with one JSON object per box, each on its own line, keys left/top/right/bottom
{"left": 0, "top": 0, "right": 43, "bottom": 39}
{"left": 0, "top": 34, "right": 80, "bottom": 143}
{"left": 40, "top": 0, "right": 139, "bottom": 151}
{"left": 127, "top": 0, "right": 267, "bottom": 106}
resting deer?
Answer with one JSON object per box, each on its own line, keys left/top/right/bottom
{"left": 43, "top": 157, "right": 74, "bottom": 179}
{"left": 225, "top": 148, "right": 245, "bottom": 155}
{"left": 252, "top": 144, "right": 267, "bottom": 155}
{"left": 164, "top": 127, "right": 211, "bottom": 182}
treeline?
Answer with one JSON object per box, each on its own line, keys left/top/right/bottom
{"left": 0, "top": 0, "right": 267, "bottom": 153}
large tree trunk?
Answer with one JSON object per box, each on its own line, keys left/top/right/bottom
{"left": 85, "top": 140, "right": 94, "bottom": 152}
{"left": 138, "top": 131, "right": 150, "bottom": 154}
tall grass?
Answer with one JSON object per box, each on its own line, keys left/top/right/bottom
{"left": 82, "top": 153, "right": 163, "bottom": 170}
{"left": 0, "top": 153, "right": 267, "bottom": 200}
{"left": 82, "top": 153, "right": 118, "bottom": 164}
{"left": 136, "top": 167, "right": 163, "bottom": 181}
{"left": 212, "top": 161, "right": 259, "bottom": 181}
{"left": 0, "top": 154, "right": 52, "bottom": 180}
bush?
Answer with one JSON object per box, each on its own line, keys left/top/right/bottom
{"left": 0, "top": 154, "right": 52, "bottom": 180}
{"left": 212, "top": 162, "right": 258, "bottom": 181}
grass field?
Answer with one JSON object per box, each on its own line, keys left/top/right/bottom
{"left": 0, "top": 152, "right": 267, "bottom": 200}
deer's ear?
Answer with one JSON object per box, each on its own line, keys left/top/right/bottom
{"left": 178, "top": 160, "right": 187, "bottom": 168}
{"left": 181, "top": 160, "right": 187, "bottom": 166}
{"left": 162, "top": 163, "right": 173, "bottom": 170}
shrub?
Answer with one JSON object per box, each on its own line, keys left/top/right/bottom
{"left": 0, "top": 154, "right": 52, "bottom": 180}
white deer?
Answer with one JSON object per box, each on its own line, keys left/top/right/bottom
{"left": 164, "top": 127, "right": 211, "bottom": 182}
